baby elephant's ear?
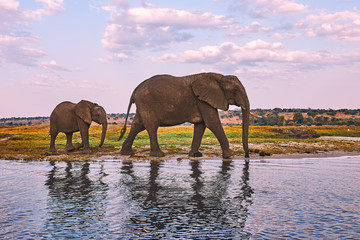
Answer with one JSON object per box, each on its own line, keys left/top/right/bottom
{"left": 75, "top": 100, "right": 92, "bottom": 124}
{"left": 191, "top": 76, "right": 228, "bottom": 110}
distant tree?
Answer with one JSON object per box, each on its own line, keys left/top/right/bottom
{"left": 273, "top": 108, "right": 281, "bottom": 114}
{"left": 314, "top": 116, "right": 324, "bottom": 126}
{"left": 277, "top": 116, "right": 285, "bottom": 126}
{"left": 293, "top": 112, "right": 304, "bottom": 124}
{"left": 304, "top": 117, "right": 313, "bottom": 126}
{"left": 327, "top": 109, "right": 336, "bottom": 116}
{"left": 331, "top": 117, "right": 338, "bottom": 125}
{"left": 346, "top": 119, "right": 355, "bottom": 126}
{"left": 265, "top": 113, "right": 279, "bottom": 126}
{"left": 307, "top": 110, "right": 317, "bottom": 118}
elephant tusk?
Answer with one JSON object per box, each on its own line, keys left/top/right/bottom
{"left": 250, "top": 112, "right": 262, "bottom": 119}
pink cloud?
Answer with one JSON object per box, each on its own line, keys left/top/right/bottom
{"left": 152, "top": 39, "right": 360, "bottom": 68}
{"left": 0, "top": 0, "right": 64, "bottom": 66}
{"left": 40, "top": 61, "right": 80, "bottom": 72}
{"left": 101, "top": 5, "right": 234, "bottom": 53}
{"left": 244, "top": 0, "right": 309, "bottom": 18}
{"left": 295, "top": 10, "right": 360, "bottom": 41}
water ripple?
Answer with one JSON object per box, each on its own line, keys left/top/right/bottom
{"left": 0, "top": 156, "right": 359, "bottom": 239}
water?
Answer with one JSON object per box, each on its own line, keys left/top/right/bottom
{"left": 0, "top": 156, "right": 359, "bottom": 239}
{"left": 320, "top": 136, "right": 360, "bottom": 141}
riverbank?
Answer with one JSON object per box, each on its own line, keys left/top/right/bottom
{"left": 0, "top": 125, "right": 359, "bottom": 161}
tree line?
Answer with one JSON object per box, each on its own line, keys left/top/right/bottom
{"left": 228, "top": 108, "right": 360, "bottom": 126}
{"left": 1, "top": 109, "right": 360, "bottom": 126}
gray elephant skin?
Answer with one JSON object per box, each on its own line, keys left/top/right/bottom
{"left": 119, "top": 73, "right": 250, "bottom": 159}
{"left": 49, "top": 100, "right": 107, "bottom": 153}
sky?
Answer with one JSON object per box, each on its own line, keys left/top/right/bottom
{"left": 1, "top": 0, "right": 360, "bottom": 118}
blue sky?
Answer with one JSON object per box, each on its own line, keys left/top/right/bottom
{"left": 1, "top": 0, "right": 360, "bottom": 117}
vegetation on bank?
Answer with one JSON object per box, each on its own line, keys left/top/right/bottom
{"left": 1, "top": 108, "right": 360, "bottom": 127}
{"left": 0, "top": 124, "right": 359, "bottom": 161}
{"left": 228, "top": 108, "right": 360, "bottom": 126}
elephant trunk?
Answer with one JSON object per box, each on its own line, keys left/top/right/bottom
{"left": 242, "top": 105, "right": 250, "bottom": 158}
{"left": 99, "top": 121, "right": 107, "bottom": 147}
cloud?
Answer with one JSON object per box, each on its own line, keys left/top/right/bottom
{"left": 253, "top": 0, "right": 308, "bottom": 16}
{"left": 101, "top": 5, "right": 234, "bottom": 54}
{"left": 153, "top": 40, "right": 284, "bottom": 65}
{"left": 24, "top": 0, "right": 64, "bottom": 20}
{"left": 40, "top": 60, "right": 80, "bottom": 72}
{"left": 119, "top": 7, "right": 233, "bottom": 27}
{"left": 0, "top": 0, "right": 64, "bottom": 66}
{"left": 27, "top": 74, "right": 103, "bottom": 90}
{"left": 0, "top": 34, "right": 40, "bottom": 47}
{"left": 0, "top": 34, "right": 45, "bottom": 66}
{"left": 98, "top": 53, "right": 130, "bottom": 63}
{"left": 0, "top": 0, "right": 19, "bottom": 10}
{"left": 228, "top": 21, "right": 273, "bottom": 37}
{"left": 232, "top": 0, "right": 309, "bottom": 18}
{"left": 152, "top": 39, "right": 360, "bottom": 68}
{"left": 295, "top": 10, "right": 360, "bottom": 41}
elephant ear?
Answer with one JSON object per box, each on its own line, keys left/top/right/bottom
{"left": 191, "top": 76, "right": 228, "bottom": 110}
{"left": 75, "top": 100, "right": 92, "bottom": 124}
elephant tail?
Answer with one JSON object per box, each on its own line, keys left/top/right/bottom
{"left": 118, "top": 96, "right": 134, "bottom": 141}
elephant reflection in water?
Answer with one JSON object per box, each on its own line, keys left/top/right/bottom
{"left": 189, "top": 160, "right": 253, "bottom": 231}
{"left": 120, "top": 160, "right": 253, "bottom": 238}
{"left": 44, "top": 161, "right": 108, "bottom": 238}
{"left": 120, "top": 161, "right": 162, "bottom": 204}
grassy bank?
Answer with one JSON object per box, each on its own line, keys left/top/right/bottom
{"left": 0, "top": 124, "right": 359, "bottom": 161}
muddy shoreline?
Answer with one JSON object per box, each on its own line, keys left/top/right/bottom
{"left": 44, "top": 150, "right": 360, "bottom": 162}
{"left": 1, "top": 149, "right": 359, "bottom": 162}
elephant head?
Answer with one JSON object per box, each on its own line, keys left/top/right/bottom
{"left": 191, "top": 73, "right": 250, "bottom": 158}
{"left": 75, "top": 100, "right": 108, "bottom": 147}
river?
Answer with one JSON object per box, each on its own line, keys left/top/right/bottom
{"left": 1, "top": 155, "right": 359, "bottom": 239}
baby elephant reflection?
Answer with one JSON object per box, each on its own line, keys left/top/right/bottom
{"left": 49, "top": 100, "right": 107, "bottom": 153}
{"left": 44, "top": 161, "right": 108, "bottom": 237}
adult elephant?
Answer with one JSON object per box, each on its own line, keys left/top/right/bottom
{"left": 119, "top": 73, "right": 250, "bottom": 159}
{"left": 49, "top": 100, "right": 107, "bottom": 153}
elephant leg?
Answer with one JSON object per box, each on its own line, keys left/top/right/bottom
{"left": 65, "top": 133, "right": 75, "bottom": 152}
{"left": 189, "top": 122, "right": 206, "bottom": 157}
{"left": 207, "top": 122, "right": 233, "bottom": 159}
{"left": 77, "top": 121, "right": 90, "bottom": 152}
{"left": 49, "top": 132, "right": 58, "bottom": 152}
{"left": 121, "top": 115, "right": 145, "bottom": 155}
{"left": 199, "top": 103, "right": 233, "bottom": 159}
{"left": 146, "top": 125, "right": 165, "bottom": 157}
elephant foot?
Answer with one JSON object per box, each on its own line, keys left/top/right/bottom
{"left": 49, "top": 148, "right": 56, "bottom": 153}
{"left": 74, "top": 143, "right": 83, "bottom": 150}
{"left": 82, "top": 148, "right": 91, "bottom": 154}
{"left": 222, "top": 149, "right": 234, "bottom": 159}
{"left": 120, "top": 148, "right": 135, "bottom": 156}
{"left": 189, "top": 151, "right": 203, "bottom": 157}
{"left": 150, "top": 150, "right": 165, "bottom": 157}
{"left": 66, "top": 146, "right": 76, "bottom": 152}
{"left": 48, "top": 148, "right": 57, "bottom": 154}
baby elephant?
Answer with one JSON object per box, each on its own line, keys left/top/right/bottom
{"left": 49, "top": 100, "right": 107, "bottom": 153}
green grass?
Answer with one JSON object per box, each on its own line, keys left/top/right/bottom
{"left": 0, "top": 124, "right": 359, "bottom": 160}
